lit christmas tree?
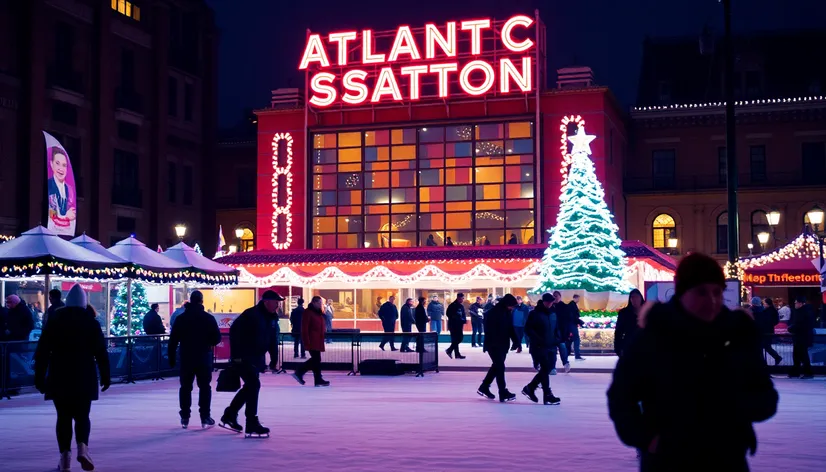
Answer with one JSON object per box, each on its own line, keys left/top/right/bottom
{"left": 533, "top": 126, "right": 631, "bottom": 294}
{"left": 110, "top": 281, "right": 151, "bottom": 336}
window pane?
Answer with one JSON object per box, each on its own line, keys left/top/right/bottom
{"left": 392, "top": 170, "right": 416, "bottom": 187}
{"left": 391, "top": 214, "right": 415, "bottom": 230}
{"left": 313, "top": 174, "right": 336, "bottom": 190}
{"left": 365, "top": 189, "right": 389, "bottom": 204}
{"left": 339, "top": 148, "right": 361, "bottom": 163}
{"left": 419, "top": 169, "right": 443, "bottom": 186}
{"left": 505, "top": 139, "right": 533, "bottom": 154}
{"left": 391, "top": 203, "right": 415, "bottom": 214}
{"left": 505, "top": 183, "right": 533, "bottom": 199}
{"left": 419, "top": 127, "right": 444, "bottom": 143}
{"left": 446, "top": 185, "right": 470, "bottom": 201}
{"left": 419, "top": 213, "right": 445, "bottom": 230}
{"left": 653, "top": 214, "right": 675, "bottom": 228}
{"left": 507, "top": 122, "right": 532, "bottom": 138}
{"left": 476, "top": 184, "right": 503, "bottom": 200}
{"left": 475, "top": 167, "right": 503, "bottom": 183}
{"left": 313, "top": 235, "right": 336, "bottom": 249}
{"left": 338, "top": 173, "right": 362, "bottom": 189}
{"left": 337, "top": 190, "right": 361, "bottom": 205}
{"left": 391, "top": 128, "right": 416, "bottom": 144}
{"left": 365, "top": 146, "right": 389, "bottom": 162}
{"left": 313, "top": 217, "right": 335, "bottom": 233}
{"left": 475, "top": 141, "right": 504, "bottom": 156}
{"left": 446, "top": 125, "right": 472, "bottom": 141}
{"left": 476, "top": 230, "right": 505, "bottom": 246}
{"left": 391, "top": 188, "right": 415, "bottom": 203}
{"left": 475, "top": 123, "right": 504, "bottom": 140}
{"left": 391, "top": 233, "right": 416, "bottom": 248}
{"left": 313, "top": 133, "right": 336, "bottom": 149}
{"left": 475, "top": 211, "right": 505, "bottom": 228}
{"left": 313, "top": 191, "right": 336, "bottom": 206}
{"left": 506, "top": 210, "right": 534, "bottom": 229}
{"left": 505, "top": 165, "right": 533, "bottom": 182}
{"left": 338, "top": 132, "right": 361, "bottom": 148}
{"left": 446, "top": 168, "right": 472, "bottom": 185}
{"left": 312, "top": 149, "right": 337, "bottom": 165}
{"left": 419, "top": 143, "right": 444, "bottom": 159}
{"left": 364, "top": 130, "right": 389, "bottom": 146}
{"left": 445, "top": 212, "right": 471, "bottom": 229}
{"left": 420, "top": 186, "right": 444, "bottom": 202}
{"left": 365, "top": 215, "right": 390, "bottom": 232}
{"left": 445, "top": 230, "right": 473, "bottom": 245}
{"left": 392, "top": 145, "right": 415, "bottom": 160}
{"left": 337, "top": 216, "right": 362, "bottom": 233}
{"left": 365, "top": 172, "right": 389, "bottom": 188}
{"left": 446, "top": 142, "right": 472, "bottom": 157}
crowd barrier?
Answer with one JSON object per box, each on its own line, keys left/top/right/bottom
{"left": 1, "top": 331, "right": 439, "bottom": 398}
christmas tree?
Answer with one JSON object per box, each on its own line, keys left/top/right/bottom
{"left": 533, "top": 126, "right": 631, "bottom": 294}
{"left": 110, "top": 281, "right": 151, "bottom": 336}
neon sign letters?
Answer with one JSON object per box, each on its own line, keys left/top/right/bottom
{"left": 299, "top": 15, "right": 536, "bottom": 107}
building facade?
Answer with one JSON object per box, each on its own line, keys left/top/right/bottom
{"left": 0, "top": 0, "right": 218, "bottom": 249}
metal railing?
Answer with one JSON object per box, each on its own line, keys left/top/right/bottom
{"left": 1, "top": 331, "right": 439, "bottom": 398}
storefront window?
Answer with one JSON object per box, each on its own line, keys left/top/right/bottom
{"left": 311, "top": 121, "right": 535, "bottom": 248}
{"left": 310, "top": 289, "right": 355, "bottom": 320}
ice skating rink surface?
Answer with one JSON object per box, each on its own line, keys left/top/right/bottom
{"left": 1, "top": 372, "right": 824, "bottom": 471}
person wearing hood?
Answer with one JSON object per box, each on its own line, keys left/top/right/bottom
{"left": 607, "top": 253, "right": 777, "bottom": 471}
{"left": 34, "top": 284, "right": 111, "bottom": 472}
{"left": 4, "top": 294, "right": 35, "bottom": 341}
{"left": 414, "top": 296, "right": 429, "bottom": 353}
{"left": 293, "top": 296, "right": 330, "bottom": 387}
{"left": 220, "top": 290, "right": 283, "bottom": 438}
{"left": 400, "top": 298, "right": 416, "bottom": 352}
{"left": 427, "top": 295, "right": 444, "bottom": 333}
{"left": 169, "top": 291, "right": 221, "bottom": 429}
{"left": 445, "top": 293, "right": 467, "bottom": 359}
{"left": 142, "top": 303, "right": 166, "bottom": 335}
{"left": 614, "top": 289, "right": 644, "bottom": 357}
{"left": 521, "top": 293, "right": 563, "bottom": 406}
{"left": 756, "top": 298, "right": 782, "bottom": 366}
{"left": 477, "top": 294, "right": 521, "bottom": 402}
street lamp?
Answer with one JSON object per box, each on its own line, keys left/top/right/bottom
{"left": 747, "top": 242, "right": 754, "bottom": 256}
{"left": 767, "top": 209, "right": 781, "bottom": 247}
{"left": 228, "top": 244, "right": 238, "bottom": 254}
{"left": 235, "top": 227, "right": 245, "bottom": 252}
{"left": 757, "top": 231, "right": 770, "bottom": 249}
{"left": 807, "top": 206, "right": 824, "bottom": 230}
{"left": 667, "top": 231, "right": 678, "bottom": 254}
{"left": 174, "top": 224, "right": 187, "bottom": 241}
{"left": 807, "top": 206, "right": 826, "bottom": 327}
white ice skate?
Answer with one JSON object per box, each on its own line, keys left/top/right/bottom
{"left": 77, "top": 443, "right": 94, "bottom": 471}
{"left": 58, "top": 450, "right": 71, "bottom": 471}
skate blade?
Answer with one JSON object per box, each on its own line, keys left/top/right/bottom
{"left": 202, "top": 424, "right": 215, "bottom": 430}
{"left": 244, "top": 433, "right": 270, "bottom": 439}
{"left": 544, "top": 401, "right": 561, "bottom": 406}
{"left": 501, "top": 397, "right": 516, "bottom": 402}
{"left": 218, "top": 423, "right": 242, "bottom": 434}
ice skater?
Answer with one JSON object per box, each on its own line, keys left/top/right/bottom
{"left": 400, "top": 297, "right": 415, "bottom": 352}
{"left": 220, "top": 290, "right": 283, "bottom": 438}
{"left": 445, "top": 292, "right": 467, "bottom": 359}
{"left": 521, "top": 293, "right": 562, "bottom": 406}
{"left": 34, "top": 284, "right": 111, "bottom": 471}
{"left": 469, "top": 296, "right": 484, "bottom": 347}
{"left": 477, "top": 294, "right": 520, "bottom": 402}
{"left": 414, "top": 296, "right": 429, "bottom": 353}
{"left": 293, "top": 296, "right": 330, "bottom": 387}
{"left": 290, "top": 298, "right": 306, "bottom": 358}
{"left": 168, "top": 290, "right": 222, "bottom": 429}
{"left": 378, "top": 295, "right": 398, "bottom": 351}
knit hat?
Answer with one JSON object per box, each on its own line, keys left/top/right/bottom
{"left": 750, "top": 296, "right": 762, "bottom": 306}
{"left": 675, "top": 253, "right": 726, "bottom": 297}
{"left": 65, "top": 284, "right": 88, "bottom": 308}
{"left": 500, "top": 294, "right": 518, "bottom": 307}
{"left": 541, "top": 293, "right": 554, "bottom": 303}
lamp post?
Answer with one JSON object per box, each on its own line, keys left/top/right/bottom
{"left": 174, "top": 224, "right": 187, "bottom": 242}
{"left": 747, "top": 242, "right": 754, "bottom": 256}
{"left": 721, "top": 0, "right": 739, "bottom": 275}
{"left": 235, "top": 227, "right": 245, "bottom": 253}
{"left": 667, "top": 231, "right": 678, "bottom": 255}
{"left": 767, "top": 209, "right": 780, "bottom": 247}
{"left": 757, "top": 231, "right": 770, "bottom": 251}
{"left": 806, "top": 206, "right": 825, "bottom": 326}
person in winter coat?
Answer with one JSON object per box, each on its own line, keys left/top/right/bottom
{"left": 414, "top": 296, "right": 429, "bottom": 353}
{"left": 567, "top": 294, "right": 585, "bottom": 360}
{"left": 551, "top": 292, "right": 571, "bottom": 372}
{"left": 477, "top": 294, "right": 521, "bottom": 402}
{"left": 34, "top": 284, "right": 111, "bottom": 472}
{"left": 400, "top": 298, "right": 416, "bottom": 352}
{"left": 169, "top": 291, "right": 221, "bottom": 429}
{"left": 290, "top": 298, "right": 306, "bottom": 358}
{"left": 220, "top": 290, "right": 282, "bottom": 437}
{"left": 378, "top": 296, "right": 399, "bottom": 351}
{"left": 170, "top": 303, "right": 187, "bottom": 330}
{"left": 522, "top": 293, "right": 563, "bottom": 405}
{"left": 512, "top": 296, "right": 530, "bottom": 351}
{"left": 265, "top": 302, "right": 281, "bottom": 372}
{"left": 756, "top": 298, "right": 782, "bottom": 365}
{"left": 0, "top": 304, "right": 8, "bottom": 341}
{"left": 324, "top": 299, "right": 334, "bottom": 344}
{"left": 607, "top": 253, "right": 778, "bottom": 472}
{"left": 142, "top": 304, "right": 166, "bottom": 335}
{"left": 469, "top": 296, "right": 485, "bottom": 348}
{"left": 788, "top": 296, "right": 815, "bottom": 379}
{"left": 4, "top": 294, "right": 34, "bottom": 341}
{"left": 427, "top": 295, "right": 444, "bottom": 333}
{"left": 445, "top": 293, "right": 467, "bottom": 359}
{"left": 293, "top": 296, "right": 329, "bottom": 387}
{"left": 614, "top": 289, "right": 644, "bottom": 357}
{"left": 43, "top": 289, "right": 64, "bottom": 328}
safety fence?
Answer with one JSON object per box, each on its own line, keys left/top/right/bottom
{"left": 759, "top": 333, "right": 826, "bottom": 375}
{"left": 1, "top": 331, "right": 439, "bottom": 398}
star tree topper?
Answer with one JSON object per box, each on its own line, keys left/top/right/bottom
{"left": 568, "top": 126, "right": 596, "bottom": 156}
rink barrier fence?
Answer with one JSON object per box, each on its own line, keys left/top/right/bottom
{"left": 0, "top": 331, "right": 440, "bottom": 398}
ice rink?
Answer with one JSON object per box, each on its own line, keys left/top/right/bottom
{"left": 1, "top": 371, "right": 824, "bottom": 472}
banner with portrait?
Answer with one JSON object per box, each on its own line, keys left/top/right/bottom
{"left": 43, "top": 131, "right": 77, "bottom": 236}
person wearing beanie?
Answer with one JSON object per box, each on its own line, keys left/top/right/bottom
{"left": 521, "top": 292, "right": 563, "bottom": 406}
{"left": 4, "top": 294, "right": 34, "bottom": 341}
{"left": 607, "top": 253, "right": 777, "bottom": 471}
{"left": 169, "top": 290, "right": 221, "bottom": 429}
{"left": 477, "top": 293, "right": 521, "bottom": 402}
{"left": 34, "top": 284, "right": 111, "bottom": 471}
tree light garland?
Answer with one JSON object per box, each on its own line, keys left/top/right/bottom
{"left": 559, "top": 115, "right": 585, "bottom": 192}
{"left": 271, "top": 132, "right": 294, "bottom": 250}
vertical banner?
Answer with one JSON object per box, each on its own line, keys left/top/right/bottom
{"left": 43, "top": 131, "right": 77, "bottom": 236}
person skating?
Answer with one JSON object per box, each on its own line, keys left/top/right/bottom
{"left": 414, "top": 296, "right": 429, "bottom": 353}
{"left": 521, "top": 293, "right": 562, "bottom": 406}
{"left": 293, "top": 296, "right": 330, "bottom": 387}
{"left": 400, "top": 298, "right": 415, "bottom": 352}
{"left": 221, "top": 290, "right": 283, "bottom": 438}
{"left": 567, "top": 294, "right": 585, "bottom": 360}
{"left": 427, "top": 295, "right": 444, "bottom": 333}
{"left": 445, "top": 293, "right": 467, "bottom": 359}
{"left": 266, "top": 299, "right": 282, "bottom": 372}
{"left": 324, "top": 299, "right": 334, "bottom": 344}
{"left": 756, "top": 298, "right": 782, "bottom": 366}
{"left": 469, "top": 296, "right": 484, "bottom": 347}
{"left": 168, "top": 291, "right": 221, "bottom": 429}
{"left": 34, "top": 284, "right": 111, "bottom": 471}
{"left": 551, "top": 291, "right": 571, "bottom": 374}
{"left": 614, "top": 289, "right": 644, "bottom": 357}
{"left": 142, "top": 303, "right": 166, "bottom": 335}
{"left": 788, "top": 296, "right": 815, "bottom": 379}
{"left": 477, "top": 294, "right": 521, "bottom": 402}
{"left": 290, "top": 298, "right": 306, "bottom": 358}
{"left": 607, "top": 253, "right": 778, "bottom": 471}
{"left": 378, "top": 295, "right": 399, "bottom": 351}
{"left": 43, "top": 289, "right": 64, "bottom": 327}
{"left": 512, "top": 296, "right": 530, "bottom": 352}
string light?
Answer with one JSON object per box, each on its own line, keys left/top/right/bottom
{"left": 632, "top": 95, "right": 826, "bottom": 112}
{"left": 0, "top": 235, "right": 15, "bottom": 242}
{"left": 271, "top": 132, "right": 294, "bottom": 250}
{"left": 725, "top": 232, "right": 821, "bottom": 279}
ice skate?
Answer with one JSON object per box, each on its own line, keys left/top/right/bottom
{"left": 476, "top": 385, "right": 495, "bottom": 399}
{"left": 543, "top": 391, "right": 561, "bottom": 405}
{"left": 499, "top": 390, "right": 517, "bottom": 403}
{"left": 550, "top": 368, "right": 557, "bottom": 375}
{"left": 575, "top": 357, "right": 586, "bottom": 361}
{"left": 315, "top": 379, "right": 331, "bottom": 387}
{"left": 521, "top": 385, "right": 538, "bottom": 403}
{"left": 244, "top": 417, "right": 270, "bottom": 438}
{"left": 292, "top": 372, "right": 306, "bottom": 385}
{"left": 58, "top": 450, "right": 72, "bottom": 471}
{"left": 201, "top": 417, "right": 215, "bottom": 429}
{"left": 445, "top": 348, "right": 453, "bottom": 359}
{"left": 219, "top": 413, "right": 243, "bottom": 433}
{"left": 180, "top": 417, "right": 189, "bottom": 429}
{"left": 77, "top": 443, "right": 94, "bottom": 471}
{"left": 563, "top": 362, "right": 571, "bottom": 373}
{"left": 455, "top": 353, "right": 466, "bottom": 359}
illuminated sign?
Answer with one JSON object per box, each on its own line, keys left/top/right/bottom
{"left": 299, "top": 14, "right": 537, "bottom": 107}
{"left": 743, "top": 272, "right": 821, "bottom": 286}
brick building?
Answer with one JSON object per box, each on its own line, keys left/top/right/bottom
{"left": 0, "top": 0, "right": 218, "bottom": 249}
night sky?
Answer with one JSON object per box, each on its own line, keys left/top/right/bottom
{"left": 205, "top": 0, "right": 826, "bottom": 128}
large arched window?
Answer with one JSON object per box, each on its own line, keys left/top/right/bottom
{"left": 237, "top": 227, "right": 255, "bottom": 252}
{"left": 717, "top": 212, "right": 728, "bottom": 254}
{"left": 652, "top": 213, "right": 676, "bottom": 252}
{"left": 751, "top": 210, "right": 770, "bottom": 248}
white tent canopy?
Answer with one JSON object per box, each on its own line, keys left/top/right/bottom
{"left": 0, "top": 226, "right": 122, "bottom": 267}
{"left": 163, "top": 242, "right": 237, "bottom": 277}
{"left": 70, "top": 233, "right": 124, "bottom": 262}
{"left": 108, "top": 237, "right": 189, "bottom": 272}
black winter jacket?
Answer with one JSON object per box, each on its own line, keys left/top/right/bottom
{"left": 230, "top": 302, "right": 273, "bottom": 370}
{"left": 400, "top": 304, "right": 415, "bottom": 331}
{"left": 607, "top": 300, "right": 777, "bottom": 471}
{"left": 614, "top": 305, "right": 640, "bottom": 356}
{"left": 789, "top": 304, "right": 815, "bottom": 346}
{"left": 524, "top": 303, "right": 559, "bottom": 351}
{"left": 6, "top": 303, "right": 34, "bottom": 341}
{"left": 290, "top": 305, "right": 304, "bottom": 334}
{"left": 483, "top": 304, "right": 520, "bottom": 352}
{"left": 379, "top": 301, "right": 398, "bottom": 329}
{"left": 414, "top": 304, "right": 428, "bottom": 331}
{"left": 168, "top": 303, "right": 221, "bottom": 367}
{"left": 446, "top": 300, "right": 466, "bottom": 331}
{"left": 143, "top": 309, "right": 166, "bottom": 335}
